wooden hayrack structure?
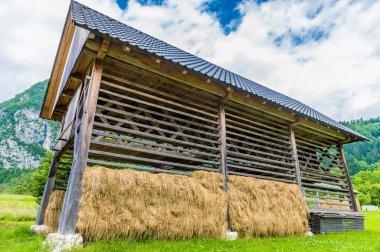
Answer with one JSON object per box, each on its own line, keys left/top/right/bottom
{"left": 37, "top": 1, "right": 366, "bottom": 235}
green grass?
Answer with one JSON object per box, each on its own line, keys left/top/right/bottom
{"left": 1, "top": 194, "right": 380, "bottom": 252}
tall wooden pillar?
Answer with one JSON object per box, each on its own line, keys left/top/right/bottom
{"left": 219, "top": 98, "right": 231, "bottom": 230}
{"left": 219, "top": 98, "right": 228, "bottom": 191}
{"left": 35, "top": 152, "right": 60, "bottom": 225}
{"left": 58, "top": 59, "right": 104, "bottom": 235}
{"left": 339, "top": 143, "right": 358, "bottom": 212}
{"left": 289, "top": 124, "right": 303, "bottom": 195}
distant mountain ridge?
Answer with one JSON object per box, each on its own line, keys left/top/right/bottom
{"left": 343, "top": 118, "right": 380, "bottom": 176}
{"left": 0, "top": 80, "right": 60, "bottom": 169}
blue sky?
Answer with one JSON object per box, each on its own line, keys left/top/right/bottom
{"left": 1, "top": 0, "right": 380, "bottom": 121}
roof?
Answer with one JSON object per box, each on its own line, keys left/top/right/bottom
{"left": 70, "top": 1, "right": 367, "bottom": 141}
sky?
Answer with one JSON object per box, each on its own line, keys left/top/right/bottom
{"left": 0, "top": 0, "right": 379, "bottom": 121}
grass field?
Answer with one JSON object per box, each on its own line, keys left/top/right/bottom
{"left": 1, "top": 194, "right": 380, "bottom": 252}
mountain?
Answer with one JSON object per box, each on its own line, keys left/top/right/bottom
{"left": 0, "top": 80, "right": 60, "bottom": 169}
{"left": 343, "top": 118, "right": 380, "bottom": 176}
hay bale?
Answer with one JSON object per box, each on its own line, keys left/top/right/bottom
{"left": 76, "top": 167, "right": 227, "bottom": 241}
{"left": 228, "top": 175, "right": 308, "bottom": 237}
{"left": 320, "top": 198, "right": 350, "bottom": 210}
{"left": 44, "top": 190, "right": 66, "bottom": 232}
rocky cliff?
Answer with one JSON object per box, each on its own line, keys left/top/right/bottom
{"left": 0, "top": 80, "right": 60, "bottom": 169}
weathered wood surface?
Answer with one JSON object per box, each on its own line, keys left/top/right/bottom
{"left": 58, "top": 59, "right": 104, "bottom": 235}
{"left": 339, "top": 143, "right": 358, "bottom": 211}
{"left": 35, "top": 152, "right": 60, "bottom": 225}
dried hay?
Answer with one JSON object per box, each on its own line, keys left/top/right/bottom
{"left": 44, "top": 189, "right": 66, "bottom": 232}
{"left": 320, "top": 198, "right": 351, "bottom": 210}
{"left": 76, "top": 167, "right": 227, "bottom": 241}
{"left": 228, "top": 175, "right": 308, "bottom": 237}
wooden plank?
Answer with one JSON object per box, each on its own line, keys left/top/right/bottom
{"left": 97, "top": 96, "right": 217, "bottom": 131}
{"left": 99, "top": 88, "right": 218, "bottom": 125}
{"left": 289, "top": 124, "right": 303, "bottom": 194}
{"left": 219, "top": 99, "right": 228, "bottom": 191}
{"left": 87, "top": 159, "right": 189, "bottom": 175}
{"left": 227, "top": 144, "right": 293, "bottom": 161}
{"left": 96, "top": 105, "right": 218, "bottom": 138}
{"left": 101, "top": 80, "right": 218, "bottom": 119}
{"left": 41, "top": 11, "right": 76, "bottom": 119}
{"left": 35, "top": 152, "right": 60, "bottom": 225}
{"left": 93, "top": 122, "right": 219, "bottom": 152}
{"left": 228, "top": 171, "right": 295, "bottom": 183}
{"left": 95, "top": 113, "right": 218, "bottom": 145}
{"left": 58, "top": 59, "right": 104, "bottom": 235}
{"left": 88, "top": 149, "right": 218, "bottom": 172}
{"left": 339, "top": 143, "right": 358, "bottom": 211}
{"left": 90, "top": 140, "right": 219, "bottom": 165}
{"left": 102, "top": 73, "right": 218, "bottom": 114}
{"left": 227, "top": 163, "right": 295, "bottom": 178}
{"left": 92, "top": 130, "right": 219, "bottom": 158}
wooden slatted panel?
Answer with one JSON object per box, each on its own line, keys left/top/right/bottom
{"left": 53, "top": 152, "right": 74, "bottom": 191}
{"left": 224, "top": 101, "right": 296, "bottom": 183}
{"left": 295, "top": 129, "right": 353, "bottom": 210}
{"left": 88, "top": 67, "right": 220, "bottom": 174}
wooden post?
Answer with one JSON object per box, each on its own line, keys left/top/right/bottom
{"left": 219, "top": 98, "right": 228, "bottom": 191}
{"left": 338, "top": 143, "right": 358, "bottom": 212}
{"left": 289, "top": 124, "right": 303, "bottom": 194}
{"left": 219, "top": 98, "right": 231, "bottom": 231}
{"left": 58, "top": 59, "right": 104, "bottom": 235}
{"left": 35, "top": 152, "right": 60, "bottom": 225}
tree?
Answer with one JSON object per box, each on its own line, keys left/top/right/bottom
{"left": 28, "top": 152, "right": 53, "bottom": 203}
{"left": 353, "top": 170, "right": 380, "bottom": 206}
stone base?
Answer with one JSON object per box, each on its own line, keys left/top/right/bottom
{"left": 30, "top": 225, "right": 49, "bottom": 233}
{"left": 305, "top": 231, "right": 314, "bottom": 236}
{"left": 43, "top": 233, "right": 83, "bottom": 252}
{"left": 226, "top": 231, "right": 238, "bottom": 240}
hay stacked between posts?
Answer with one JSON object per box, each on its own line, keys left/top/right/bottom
{"left": 76, "top": 167, "right": 228, "bottom": 241}
{"left": 228, "top": 175, "right": 308, "bottom": 237}
{"left": 44, "top": 189, "right": 66, "bottom": 232}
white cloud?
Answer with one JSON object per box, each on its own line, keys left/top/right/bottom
{"left": 1, "top": 0, "right": 379, "bottom": 121}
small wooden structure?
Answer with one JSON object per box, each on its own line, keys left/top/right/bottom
{"left": 37, "top": 1, "right": 366, "bottom": 235}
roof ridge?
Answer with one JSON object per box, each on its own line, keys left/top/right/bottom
{"left": 70, "top": 1, "right": 368, "bottom": 141}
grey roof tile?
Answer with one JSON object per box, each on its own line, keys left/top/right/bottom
{"left": 70, "top": 1, "right": 367, "bottom": 141}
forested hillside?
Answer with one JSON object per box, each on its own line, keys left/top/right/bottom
{"left": 343, "top": 118, "right": 380, "bottom": 176}
{"left": 0, "top": 80, "right": 60, "bottom": 169}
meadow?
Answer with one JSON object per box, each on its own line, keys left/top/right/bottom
{"left": 1, "top": 194, "right": 380, "bottom": 252}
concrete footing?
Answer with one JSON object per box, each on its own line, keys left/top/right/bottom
{"left": 305, "top": 230, "right": 314, "bottom": 236}
{"left": 30, "top": 225, "right": 49, "bottom": 233}
{"left": 226, "top": 231, "right": 238, "bottom": 240}
{"left": 43, "top": 233, "right": 83, "bottom": 252}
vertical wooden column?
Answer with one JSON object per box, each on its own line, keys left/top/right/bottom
{"left": 219, "top": 98, "right": 228, "bottom": 191}
{"left": 338, "top": 143, "right": 358, "bottom": 212}
{"left": 35, "top": 152, "right": 60, "bottom": 225}
{"left": 219, "top": 98, "right": 231, "bottom": 231}
{"left": 289, "top": 124, "right": 303, "bottom": 194}
{"left": 58, "top": 59, "right": 104, "bottom": 235}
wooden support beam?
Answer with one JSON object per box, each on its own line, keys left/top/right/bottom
{"left": 96, "top": 39, "right": 110, "bottom": 60}
{"left": 35, "top": 152, "right": 60, "bottom": 225}
{"left": 219, "top": 98, "right": 228, "bottom": 191}
{"left": 289, "top": 124, "right": 303, "bottom": 195}
{"left": 338, "top": 143, "right": 358, "bottom": 212}
{"left": 218, "top": 98, "right": 231, "bottom": 231}
{"left": 58, "top": 59, "right": 104, "bottom": 235}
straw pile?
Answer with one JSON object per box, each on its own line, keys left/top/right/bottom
{"left": 228, "top": 175, "right": 308, "bottom": 237}
{"left": 320, "top": 198, "right": 350, "bottom": 210}
{"left": 76, "top": 167, "right": 227, "bottom": 241}
{"left": 44, "top": 190, "right": 66, "bottom": 232}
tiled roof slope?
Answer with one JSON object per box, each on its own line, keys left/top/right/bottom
{"left": 70, "top": 1, "right": 367, "bottom": 141}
